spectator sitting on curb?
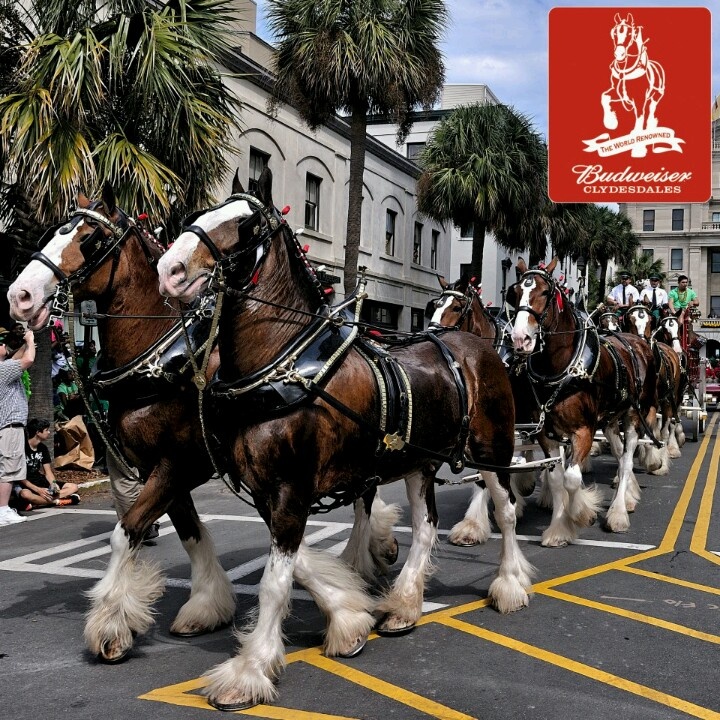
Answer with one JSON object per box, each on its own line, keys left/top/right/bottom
{"left": 16, "top": 418, "right": 80, "bottom": 509}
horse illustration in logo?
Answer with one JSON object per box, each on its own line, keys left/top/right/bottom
{"left": 600, "top": 13, "right": 665, "bottom": 156}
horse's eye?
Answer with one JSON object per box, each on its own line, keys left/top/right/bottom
{"left": 523, "top": 279, "right": 533, "bottom": 287}
{"left": 452, "top": 307, "right": 461, "bottom": 313}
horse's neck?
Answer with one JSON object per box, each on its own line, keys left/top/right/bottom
{"left": 536, "top": 307, "right": 578, "bottom": 373}
{"left": 220, "top": 238, "right": 318, "bottom": 377}
{"left": 98, "top": 237, "right": 176, "bottom": 368}
{"left": 469, "top": 302, "right": 496, "bottom": 341}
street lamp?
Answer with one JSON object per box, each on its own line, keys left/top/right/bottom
{"left": 576, "top": 256, "right": 586, "bottom": 277}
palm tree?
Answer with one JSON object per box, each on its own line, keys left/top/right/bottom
{"left": 0, "top": 0, "right": 243, "bottom": 437}
{"left": 266, "top": 0, "right": 447, "bottom": 295}
{"left": 628, "top": 253, "right": 666, "bottom": 286}
{"left": 417, "top": 103, "right": 546, "bottom": 282}
{"left": 582, "top": 205, "right": 639, "bottom": 305}
{"left": 0, "top": 0, "right": 242, "bottom": 230}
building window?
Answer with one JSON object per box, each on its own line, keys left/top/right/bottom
{"left": 305, "top": 173, "right": 321, "bottom": 231}
{"left": 413, "top": 222, "right": 423, "bottom": 264}
{"left": 361, "top": 300, "right": 399, "bottom": 330}
{"left": 642, "top": 248, "right": 654, "bottom": 259}
{"left": 712, "top": 212, "right": 720, "bottom": 223}
{"left": 460, "top": 263, "right": 471, "bottom": 279}
{"left": 642, "top": 210, "right": 655, "bottom": 231}
{"left": 711, "top": 296, "right": 720, "bottom": 315}
{"left": 712, "top": 251, "right": 720, "bottom": 273}
{"left": 431, "top": 230, "right": 439, "bottom": 270}
{"left": 385, "top": 210, "right": 397, "bottom": 256}
{"left": 672, "top": 208, "right": 684, "bottom": 231}
{"left": 411, "top": 308, "right": 424, "bottom": 332}
{"left": 406, "top": 142, "right": 426, "bottom": 161}
{"left": 249, "top": 148, "right": 269, "bottom": 193}
{"left": 670, "top": 248, "right": 683, "bottom": 270}
{"left": 460, "top": 221, "right": 474, "bottom": 239}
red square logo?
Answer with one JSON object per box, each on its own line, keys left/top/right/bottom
{"left": 549, "top": 7, "right": 711, "bottom": 203}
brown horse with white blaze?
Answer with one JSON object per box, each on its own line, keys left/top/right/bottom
{"left": 509, "top": 258, "right": 663, "bottom": 536}
{"left": 157, "top": 169, "right": 533, "bottom": 711}
{"left": 7, "top": 186, "right": 398, "bottom": 665}
{"left": 428, "top": 275, "right": 537, "bottom": 545}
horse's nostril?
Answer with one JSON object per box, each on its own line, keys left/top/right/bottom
{"left": 169, "top": 262, "right": 186, "bottom": 280}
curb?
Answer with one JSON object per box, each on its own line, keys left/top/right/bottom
{"left": 77, "top": 477, "right": 110, "bottom": 489}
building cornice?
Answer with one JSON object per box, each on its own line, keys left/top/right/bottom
{"left": 222, "top": 46, "right": 420, "bottom": 179}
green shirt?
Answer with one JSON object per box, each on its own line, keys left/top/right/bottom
{"left": 668, "top": 287, "right": 697, "bottom": 309}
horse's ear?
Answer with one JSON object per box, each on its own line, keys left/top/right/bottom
{"left": 516, "top": 257, "right": 528, "bottom": 275}
{"left": 614, "top": 12, "right": 621, "bottom": 23}
{"left": 437, "top": 274, "right": 448, "bottom": 290}
{"left": 626, "top": 13, "right": 634, "bottom": 25}
{"left": 231, "top": 169, "right": 245, "bottom": 195}
{"left": 546, "top": 257, "right": 559, "bottom": 274}
{"left": 77, "top": 192, "right": 91, "bottom": 209}
{"left": 101, "top": 182, "right": 117, "bottom": 216}
{"left": 256, "top": 167, "right": 273, "bottom": 207}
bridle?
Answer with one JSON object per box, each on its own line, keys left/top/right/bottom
{"left": 181, "top": 192, "right": 284, "bottom": 293}
{"left": 183, "top": 192, "right": 326, "bottom": 305}
{"left": 428, "top": 288, "right": 473, "bottom": 330}
{"left": 32, "top": 203, "right": 157, "bottom": 322}
{"left": 513, "top": 269, "right": 558, "bottom": 327}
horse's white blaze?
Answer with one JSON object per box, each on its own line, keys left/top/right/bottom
{"left": 430, "top": 296, "right": 453, "bottom": 326}
{"left": 633, "top": 309, "right": 649, "bottom": 336}
{"left": 8, "top": 223, "right": 80, "bottom": 318}
{"left": 511, "top": 277, "right": 537, "bottom": 352}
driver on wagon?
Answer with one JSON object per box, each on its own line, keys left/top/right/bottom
{"left": 606, "top": 271, "right": 640, "bottom": 312}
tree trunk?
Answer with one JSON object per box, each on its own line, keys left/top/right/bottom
{"left": 27, "top": 327, "right": 55, "bottom": 459}
{"left": 343, "top": 105, "right": 368, "bottom": 297}
{"left": 470, "top": 218, "right": 488, "bottom": 283}
{"left": 598, "top": 258, "right": 609, "bottom": 306}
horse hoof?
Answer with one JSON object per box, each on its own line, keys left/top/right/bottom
{"left": 169, "top": 621, "right": 231, "bottom": 638}
{"left": 208, "top": 697, "right": 257, "bottom": 712}
{"left": 375, "top": 621, "right": 416, "bottom": 637}
{"left": 448, "top": 538, "right": 479, "bottom": 547}
{"left": 99, "top": 642, "right": 131, "bottom": 664}
{"left": 384, "top": 538, "right": 399, "bottom": 566}
{"left": 337, "top": 637, "right": 366, "bottom": 659}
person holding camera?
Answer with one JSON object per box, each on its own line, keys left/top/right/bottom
{"left": 0, "top": 325, "right": 35, "bottom": 526}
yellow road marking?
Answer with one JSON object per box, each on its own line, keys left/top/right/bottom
{"left": 538, "top": 587, "right": 720, "bottom": 644}
{"left": 436, "top": 616, "right": 720, "bottom": 720}
{"left": 691, "top": 412, "right": 720, "bottom": 565}
{"left": 305, "top": 651, "right": 477, "bottom": 720}
{"left": 619, "top": 565, "right": 720, "bottom": 596}
{"left": 139, "top": 675, "right": 358, "bottom": 718}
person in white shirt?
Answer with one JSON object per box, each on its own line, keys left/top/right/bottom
{"left": 606, "top": 272, "right": 640, "bottom": 309}
{"left": 640, "top": 273, "right": 668, "bottom": 321}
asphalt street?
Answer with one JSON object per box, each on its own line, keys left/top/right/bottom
{"left": 1, "top": 414, "right": 719, "bottom": 720}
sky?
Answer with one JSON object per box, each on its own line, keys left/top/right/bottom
{"left": 254, "top": 0, "right": 720, "bottom": 141}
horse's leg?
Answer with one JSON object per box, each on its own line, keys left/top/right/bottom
{"left": 84, "top": 461, "right": 173, "bottom": 662}
{"left": 604, "top": 421, "right": 624, "bottom": 487}
{"left": 601, "top": 88, "right": 619, "bottom": 129}
{"left": 605, "top": 417, "right": 640, "bottom": 532}
{"left": 293, "top": 540, "right": 376, "bottom": 657}
{"left": 649, "top": 405, "right": 672, "bottom": 475}
{"left": 564, "top": 427, "right": 603, "bottom": 528}
{"left": 204, "top": 540, "right": 295, "bottom": 710}
{"left": 376, "top": 470, "right": 437, "bottom": 635}
{"left": 674, "top": 416, "right": 686, "bottom": 449}
{"left": 483, "top": 471, "right": 534, "bottom": 613}
{"left": 447, "top": 481, "right": 492, "bottom": 546}
{"left": 536, "top": 467, "right": 553, "bottom": 508}
{"left": 167, "top": 496, "right": 236, "bottom": 637}
{"left": 539, "top": 441, "right": 575, "bottom": 548}
{"left": 640, "top": 406, "right": 665, "bottom": 473}
{"left": 341, "top": 492, "right": 400, "bottom": 581}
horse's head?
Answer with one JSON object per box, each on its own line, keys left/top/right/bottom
{"left": 508, "top": 257, "right": 561, "bottom": 354}
{"left": 611, "top": 12, "right": 640, "bottom": 62}
{"left": 426, "top": 274, "right": 478, "bottom": 330}
{"left": 654, "top": 316, "right": 683, "bottom": 355}
{"left": 624, "top": 303, "right": 653, "bottom": 340}
{"left": 158, "top": 168, "right": 281, "bottom": 302}
{"left": 8, "top": 185, "right": 134, "bottom": 329}
{"left": 599, "top": 311, "right": 620, "bottom": 331}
